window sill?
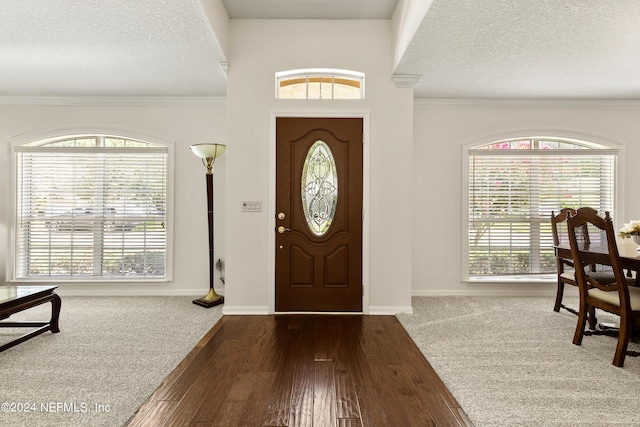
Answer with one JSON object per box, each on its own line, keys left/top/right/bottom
{"left": 9, "top": 278, "right": 169, "bottom": 285}
{"left": 465, "top": 275, "right": 555, "bottom": 284}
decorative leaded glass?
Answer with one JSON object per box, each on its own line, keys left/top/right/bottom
{"left": 302, "top": 140, "right": 338, "bottom": 236}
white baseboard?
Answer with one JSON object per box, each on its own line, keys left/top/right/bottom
{"left": 54, "top": 287, "right": 224, "bottom": 297}
{"left": 411, "top": 288, "right": 557, "bottom": 297}
{"left": 369, "top": 306, "right": 413, "bottom": 315}
{"left": 222, "top": 306, "right": 270, "bottom": 315}
{"left": 48, "top": 286, "right": 556, "bottom": 305}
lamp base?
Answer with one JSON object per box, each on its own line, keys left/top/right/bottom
{"left": 192, "top": 288, "right": 224, "bottom": 308}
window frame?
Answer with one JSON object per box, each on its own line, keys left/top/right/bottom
{"left": 462, "top": 135, "right": 619, "bottom": 283}
{"left": 8, "top": 133, "right": 174, "bottom": 283}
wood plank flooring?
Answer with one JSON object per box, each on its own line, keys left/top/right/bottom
{"left": 127, "top": 315, "right": 471, "bottom": 427}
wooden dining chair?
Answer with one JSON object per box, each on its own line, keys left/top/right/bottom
{"left": 567, "top": 207, "right": 640, "bottom": 367}
{"left": 551, "top": 208, "right": 582, "bottom": 315}
{"left": 552, "top": 208, "right": 634, "bottom": 322}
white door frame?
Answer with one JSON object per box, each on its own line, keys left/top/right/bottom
{"left": 268, "top": 111, "right": 370, "bottom": 314}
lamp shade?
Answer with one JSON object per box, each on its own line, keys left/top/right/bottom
{"left": 190, "top": 143, "right": 226, "bottom": 160}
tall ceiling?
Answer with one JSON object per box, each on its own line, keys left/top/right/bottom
{"left": 1, "top": 0, "right": 639, "bottom": 100}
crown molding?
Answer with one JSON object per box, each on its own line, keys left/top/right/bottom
{"left": 5, "top": 95, "right": 638, "bottom": 110}
{"left": 391, "top": 74, "right": 422, "bottom": 88}
{"left": 414, "top": 98, "right": 640, "bottom": 109}
{"left": 0, "top": 96, "right": 227, "bottom": 107}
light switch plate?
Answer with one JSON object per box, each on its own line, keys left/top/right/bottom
{"left": 241, "top": 200, "right": 262, "bottom": 212}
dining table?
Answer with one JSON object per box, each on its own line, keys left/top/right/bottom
{"left": 554, "top": 238, "right": 640, "bottom": 273}
{"left": 554, "top": 238, "right": 640, "bottom": 336}
{"left": 553, "top": 237, "right": 640, "bottom": 332}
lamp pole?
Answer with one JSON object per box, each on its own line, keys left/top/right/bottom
{"left": 190, "top": 143, "right": 226, "bottom": 308}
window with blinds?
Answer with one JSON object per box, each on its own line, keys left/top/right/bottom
{"left": 13, "top": 135, "right": 168, "bottom": 280}
{"left": 467, "top": 137, "right": 616, "bottom": 279}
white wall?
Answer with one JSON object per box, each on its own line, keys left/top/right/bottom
{"left": 0, "top": 20, "right": 416, "bottom": 314}
{"left": 412, "top": 104, "right": 640, "bottom": 296}
{"left": 10, "top": 29, "right": 634, "bottom": 309}
{"left": 0, "top": 104, "right": 227, "bottom": 297}
{"left": 223, "top": 20, "right": 414, "bottom": 314}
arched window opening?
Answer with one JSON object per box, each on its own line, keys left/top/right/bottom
{"left": 13, "top": 134, "right": 169, "bottom": 280}
{"left": 466, "top": 136, "right": 616, "bottom": 280}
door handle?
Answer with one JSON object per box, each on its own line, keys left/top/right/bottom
{"left": 277, "top": 226, "right": 291, "bottom": 234}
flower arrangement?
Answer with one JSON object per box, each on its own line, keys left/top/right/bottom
{"left": 619, "top": 219, "right": 640, "bottom": 239}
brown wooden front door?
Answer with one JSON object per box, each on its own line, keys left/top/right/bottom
{"left": 275, "top": 117, "right": 363, "bottom": 312}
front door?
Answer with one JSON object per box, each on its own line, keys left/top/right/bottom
{"left": 275, "top": 117, "right": 363, "bottom": 312}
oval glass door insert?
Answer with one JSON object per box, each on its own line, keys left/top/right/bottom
{"left": 301, "top": 140, "right": 338, "bottom": 236}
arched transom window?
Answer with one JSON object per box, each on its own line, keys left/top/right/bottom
{"left": 276, "top": 68, "right": 365, "bottom": 99}
{"left": 466, "top": 137, "right": 616, "bottom": 280}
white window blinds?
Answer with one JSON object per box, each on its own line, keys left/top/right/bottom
{"left": 14, "top": 137, "right": 168, "bottom": 279}
{"left": 467, "top": 139, "right": 615, "bottom": 278}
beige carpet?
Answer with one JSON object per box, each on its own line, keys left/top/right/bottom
{"left": 0, "top": 296, "right": 222, "bottom": 427}
{"left": 4, "top": 294, "right": 640, "bottom": 426}
{"left": 397, "top": 295, "right": 640, "bottom": 427}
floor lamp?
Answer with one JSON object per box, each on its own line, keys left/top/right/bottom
{"left": 190, "top": 143, "right": 226, "bottom": 308}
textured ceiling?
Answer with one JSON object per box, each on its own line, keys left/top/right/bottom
{"left": 1, "top": 0, "right": 639, "bottom": 100}
{"left": 0, "top": 0, "right": 226, "bottom": 97}
{"left": 398, "top": 0, "right": 640, "bottom": 99}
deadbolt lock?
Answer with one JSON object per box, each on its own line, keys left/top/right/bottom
{"left": 277, "top": 212, "right": 286, "bottom": 220}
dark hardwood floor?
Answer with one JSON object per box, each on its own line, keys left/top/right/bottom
{"left": 127, "top": 315, "right": 471, "bottom": 426}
